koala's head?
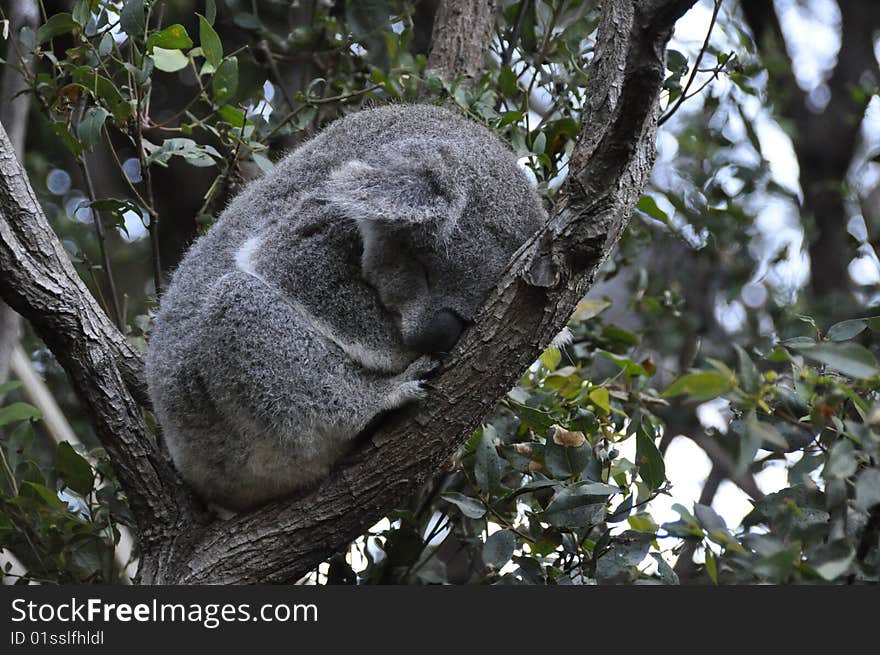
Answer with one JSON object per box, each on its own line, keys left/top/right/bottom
{"left": 323, "top": 132, "right": 545, "bottom": 356}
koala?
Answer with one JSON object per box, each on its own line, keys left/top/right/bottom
{"left": 145, "top": 104, "right": 546, "bottom": 510}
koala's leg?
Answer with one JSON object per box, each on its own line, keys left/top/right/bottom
{"left": 188, "top": 271, "right": 425, "bottom": 507}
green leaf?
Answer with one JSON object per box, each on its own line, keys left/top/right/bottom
{"left": 694, "top": 503, "right": 727, "bottom": 533}
{"left": 569, "top": 408, "right": 599, "bottom": 433}
{"left": 666, "top": 49, "right": 688, "bottom": 75}
{"left": 251, "top": 153, "right": 275, "bottom": 174}
{"left": 506, "top": 399, "right": 557, "bottom": 432}
{"left": 539, "top": 346, "right": 561, "bottom": 371}
{"left": 120, "top": 0, "right": 146, "bottom": 38}
{"left": 662, "top": 503, "right": 703, "bottom": 538}
{"left": 475, "top": 425, "right": 503, "bottom": 494}
{"left": 482, "top": 530, "right": 516, "bottom": 569}
{"left": 198, "top": 14, "right": 223, "bottom": 70}
{"left": 51, "top": 122, "right": 83, "bottom": 157}
{"left": 79, "top": 199, "right": 130, "bottom": 236}
{"left": 662, "top": 371, "right": 731, "bottom": 401}
{"left": 809, "top": 540, "right": 854, "bottom": 581}
{"left": 213, "top": 57, "right": 239, "bottom": 105}
{"left": 498, "top": 66, "right": 517, "bottom": 96}
{"left": 72, "top": 1, "right": 91, "bottom": 27}
{"left": 704, "top": 549, "right": 718, "bottom": 584}
{"left": 0, "top": 402, "right": 42, "bottom": 427}
{"left": 498, "top": 111, "right": 524, "bottom": 128}
{"left": 734, "top": 344, "right": 761, "bottom": 393}
{"left": 826, "top": 318, "right": 872, "bottom": 342}
{"left": 752, "top": 544, "right": 801, "bottom": 581}
{"left": 651, "top": 553, "right": 679, "bottom": 584}
{"left": 35, "top": 13, "right": 79, "bottom": 45}
{"left": 56, "top": 442, "right": 94, "bottom": 496}
{"left": 543, "top": 485, "right": 607, "bottom": 528}
{"left": 441, "top": 492, "right": 486, "bottom": 519}
{"left": 19, "top": 481, "right": 66, "bottom": 509}
{"left": 76, "top": 107, "right": 109, "bottom": 151}
{"left": 544, "top": 438, "right": 595, "bottom": 479}
{"left": 571, "top": 299, "right": 611, "bottom": 322}
{"left": 71, "top": 67, "right": 133, "bottom": 122}
{"left": 746, "top": 417, "right": 789, "bottom": 450}
{"left": 783, "top": 336, "right": 816, "bottom": 349}
{"left": 588, "top": 387, "right": 610, "bottom": 413}
{"left": 595, "top": 530, "right": 653, "bottom": 582}
{"left": 146, "top": 24, "right": 193, "bottom": 52}
{"left": 143, "top": 138, "right": 221, "bottom": 168}
{"left": 0, "top": 381, "right": 23, "bottom": 395}
{"left": 628, "top": 512, "right": 659, "bottom": 533}
{"left": 824, "top": 439, "right": 858, "bottom": 480}
{"left": 855, "top": 468, "right": 880, "bottom": 511}
{"left": 637, "top": 195, "right": 669, "bottom": 222}
{"left": 636, "top": 423, "right": 665, "bottom": 491}
{"left": 151, "top": 47, "right": 189, "bottom": 73}
{"left": 792, "top": 341, "right": 880, "bottom": 379}
{"left": 217, "top": 104, "right": 249, "bottom": 126}
{"left": 532, "top": 131, "right": 546, "bottom": 155}
{"left": 205, "top": 0, "right": 217, "bottom": 25}
{"left": 98, "top": 32, "right": 114, "bottom": 57}
{"left": 597, "top": 351, "right": 650, "bottom": 378}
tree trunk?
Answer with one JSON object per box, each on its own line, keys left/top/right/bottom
{"left": 741, "top": 0, "right": 880, "bottom": 298}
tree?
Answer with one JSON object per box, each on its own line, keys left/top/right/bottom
{"left": 0, "top": 0, "right": 878, "bottom": 586}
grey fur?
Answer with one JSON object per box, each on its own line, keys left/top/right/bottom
{"left": 145, "top": 104, "right": 546, "bottom": 510}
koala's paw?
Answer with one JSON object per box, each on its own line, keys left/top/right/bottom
{"left": 379, "top": 380, "right": 428, "bottom": 412}
{"left": 381, "top": 356, "right": 440, "bottom": 411}
{"left": 402, "top": 355, "right": 442, "bottom": 382}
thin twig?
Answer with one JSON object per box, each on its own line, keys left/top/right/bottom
{"left": 658, "top": 0, "right": 722, "bottom": 126}
{"left": 501, "top": 0, "right": 530, "bottom": 66}
{"left": 76, "top": 95, "right": 124, "bottom": 330}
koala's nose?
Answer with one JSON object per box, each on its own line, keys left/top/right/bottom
{"left": 405, "top": 309, "right": 465, "bottom": 355}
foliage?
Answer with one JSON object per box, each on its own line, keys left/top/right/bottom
{"left": 1, "top": 0, "right": 878, "bottom": 584}
{"left": 0, "top": 383, "right": 133, "bottom": 583}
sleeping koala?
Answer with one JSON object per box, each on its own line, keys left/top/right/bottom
{"left": 145, "top": 104, "right": 546, "bottom": 510}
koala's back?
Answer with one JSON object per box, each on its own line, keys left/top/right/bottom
{"left": 146, "top": 104, "right": 545, "bottom": 510}
{"left": 154, "top": 104, "right": 536, "bottom": 324}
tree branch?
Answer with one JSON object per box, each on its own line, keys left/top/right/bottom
{"left": 0, "top": 124, "right": 203, "bottom": 557}
{"left": 425, "top": 0, "right": 500, "bottom": 80}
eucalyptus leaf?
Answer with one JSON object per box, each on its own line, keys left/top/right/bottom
{"left": 440, "top": 492, "right": 486, "bottom": 519}
{"left": 56, "top": 442, "right": 94, "bottom": 496}
{"left": 198, "top": 14, "right": 224, "bottom": 70}
{"left": 120, "top": 0, "right": 146, "bottom": 37}
{"left": 482, "top": 530, "right": 516, "bottom": 569}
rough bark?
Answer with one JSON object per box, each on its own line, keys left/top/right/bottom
{"left": 0, "top": 0, "right": 697, "bottom": 584}
{"left": 425, "top": 0, "right": 499, "bottom": 80}
{"left": 741, "top": 0, "right": 880, "bottom": 297}
{"left": 0, "top": 124, "right": 206, "bottom": 560}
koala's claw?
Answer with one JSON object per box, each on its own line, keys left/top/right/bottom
{"left": 404, "top": 355, "right": 443, "bottom": 381}
{"left": 388, "top": 380, "right": 428, "bottom": 407}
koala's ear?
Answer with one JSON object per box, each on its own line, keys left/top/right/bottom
{"left": 321, "top": 143, "right": 467, "bottom": 240}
